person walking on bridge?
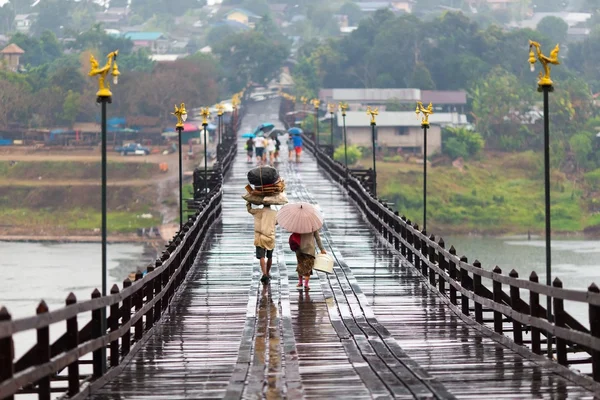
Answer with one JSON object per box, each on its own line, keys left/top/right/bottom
{"left": 292, "top": 133, "right": 303, "bottom": 162}
{"left": 294, "top": 230, "right": 326, "bottom": 291}
{"left": 247, "top": 202, "right": 277, "bottom": 283}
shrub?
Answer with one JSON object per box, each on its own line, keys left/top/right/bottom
{"left": 442, "top": 127, "right": 484, "bottom": 160}
{"left": 334, "top": 144, "right": 362, "bottom": 165}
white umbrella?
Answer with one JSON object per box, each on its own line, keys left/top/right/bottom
{"left": 276, "top": 202, "right": 324, "bottom": 234}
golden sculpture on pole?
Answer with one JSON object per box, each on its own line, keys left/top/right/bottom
{"left": 328, "top": 103, "right": 337, "bottom": 114}
{"left": 172, "top": 103, "right": 188, "bottom": 129}
{"left": 200, "top": 107, "right": 211, "bottom": 126}
{"left": 528, "top": 40, "right": 560, "bottom": 89}
{"left": 216, "top": 103, "right": 225, "bottom": 117}
{"left": 339, "top": 102, "right": 348, "bottom": 117}
{"left": 88, "top": 50, "right": 120, "bottom": 100}
{"left": 312, "top": 98, "right": 320, "bottom": 109}
{"left": 416, "top": 101, "right": 434, "bottom": 127}
{"left": 367, "top": 106, "right": 378, "bottom": 125}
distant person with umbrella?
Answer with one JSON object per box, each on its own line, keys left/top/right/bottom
{"left": 247, "top": 201, "right": 278, "bottom": 284}
{"left": 288, "top": 128, "right": 303, "bottom": 162}
{"left": 254, "top": 134, "right": 265, "bottom": 164}
{"left": 277, "top": 202, "right": 326, "bottom": 291}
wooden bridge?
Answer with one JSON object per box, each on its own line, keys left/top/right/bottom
{"left": 1, "top": 98, "right": 600, "bottom": 399}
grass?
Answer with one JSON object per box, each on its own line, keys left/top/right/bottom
{"left": 375, "top": 150, "right": 594, "bottom": 234}
{"left": 0, "top": 208, "right": 162, "bottom": 233}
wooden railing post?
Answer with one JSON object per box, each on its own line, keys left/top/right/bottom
{"left": 122, "top": 278, "right": 132, "bottom": 357}
{"left": 492, "top": 267, "right": 503, "bottom": 334}
{"left": 145, "top": 266, "right": 155, "bottom": 331}
{"left": 460, "top": 256, "right": 469, "bottom": 316}
{"left": 508, "top": 270, "right": 523, "bottom": 345}
{"left": 553, "top": 278, "right": 567, "bottom": 365}
{"left": 406, "top": 220, "right": 413, "bottom": 263}
{"left": 428, "top": 234, "right": 436, "bottom": 286}
{"left": 109, "top": 285, "right": 120, "bottom": 367}
{"left": 449, "top": 246, "right": 457, "bottom": 305}
{"left": 413, "top": 224, "right": 420, "bottom": 269}
{"left": 65, "top": 293, "right": 79, "bottom": 396}
{"left": 400, "top": 216, "right": 407, "bottom": 257}
{"left": 36, "top": 301, "right": 50, "bottom": 400}
{"left": 0, "top": 307, "right": 14, "bottom": 400}
{"left": 473, "top": 260, "right": 483, "bottom": 324}
{"left": 134, "top": 271, "right": 144, "bottom": 341}
{"left": 154, "top": 260, "right": 163, "bottom": 324}
{"left": 393, "top": 211, "right": 400, "bottom": 251}
{"left": 589, "top": 283, "right": 600, "bottom": 382}
{"left": 420, "top": 229, "right": 427, "bottom": 277}
{"left": 437, "top": 238, "right": 446, "bottom": 294}
{"left": 529, "top": 272, "right": 541, "bottom": 354}
{"left": 91, "top": 289, "right": 103, "bottom": 378}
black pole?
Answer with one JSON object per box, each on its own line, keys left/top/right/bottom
{"left": 177, "top": 126, "right": 183, "bottom": 230}
{"left": 99, "top": 97, "right": 108, "bottom": 374}
{"left": 343, "top": 113, "right": 348, "bottom": 180}
{"left": 315, "top": 105, "right": 319, "bottom": 147}
{"left": 330, "top": 112, "right": 334, "bottom": 149}
{"left": 543, "top": 85, "right": 553, "bottom": 358}
{"left": 423, "top": 125, "right": 428, "bottom": 232}
{"left": 203, "top": 125, "right": 208, "bottom": 196}
{"left": 371, "top": 121, "right": 377, "bottom": 196}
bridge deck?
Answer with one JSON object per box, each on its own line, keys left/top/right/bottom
{"left": 90, "top": 100, "right": 599, "bottom": 399}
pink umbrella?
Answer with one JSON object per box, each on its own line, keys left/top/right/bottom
{"left": 276, "top": 202, "right": 324, "bottom": 234}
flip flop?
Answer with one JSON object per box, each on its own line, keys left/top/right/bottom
{"left": 304, "top": 286, "right": 310, "bottom": 291}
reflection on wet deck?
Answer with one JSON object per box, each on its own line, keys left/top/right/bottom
{"left": 90, "top": 99, "right": 599, "bottom": 399}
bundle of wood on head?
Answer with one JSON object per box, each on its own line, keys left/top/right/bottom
{"left": 242, "top": 165, "right": 288, "bottom": 205}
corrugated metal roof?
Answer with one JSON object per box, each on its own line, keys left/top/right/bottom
{"left": 336, "top": 111, "right": 468, "bottom": 127}
{"left": 421, "top": 90, "right": 467, "bottom": 104}
{"left": 329, "top": 88, "right": 421, "bottom": 101}
{"left": 123, "top": 32, "right": 165, "bottom": 41}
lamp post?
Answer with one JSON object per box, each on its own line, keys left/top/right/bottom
{"left": 340, "top": 102, "right": 349, "bottom": 181}
{"left": 232, "top": 94, "right": 240, "bottom": 135}
{"left": 416, "top": 101, "right": 434, "bottom": 232}
{"left": 529, "top": 40, "right": 560, "bottom": 359}
{"left": 171, "top": 103, "right": 187, "bottom": 230}
{"left": 367, "top": 106, "right": 378, "bottom": 196}
{"left": 200, "top": 107, "right": 211, "bottom": 196}
{"left": 216, "top": 103, "right": 224, "bottom": 146}
{"left": 312, "top": 99, "right": 320, "bottom": 146}
{"left": 88, "top": 49, "right": 120, "bottom": 374}
{"left": 328, "top": 103, "right": 337, "bottom": 150}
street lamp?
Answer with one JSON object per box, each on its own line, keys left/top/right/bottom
{"left": 416, "top": 101, "right": 433, "bottom": 233}
{"left": 328, "top": 103, "right": 337, "bottom": 150}
{"left": 312, "top": 98, "right": 320, "bottom": 146}
{"left": 340, "top": 102, "right": 349, "bottom": 181}
{"left": 216, "top": 103, "right": 225, "bottom": 153}
{"left": 529, "top": 40, "right": 560, "bottom": 359}
{"left": 200, "top": 107, "right": 211, "bottom": 196}
{"left": 88, "top": 49, "right": 120, "bottom": 374}
{"left": 232, "top": 94, "right": 240, "bottom": 135}
{"left": 366, "top": 106, "right": 378, "bottom": 196}
{"left": 171, "top": 103, "right": 187, "bottom": 230}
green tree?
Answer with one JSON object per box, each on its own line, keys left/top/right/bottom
{"left": 408, "top": 63, "right": 435, "bottom": 90}
{"left": 0, "top": 3, "right": 15, "bottom": 34}
{"left": 213, "top": 30, "right": 289, "bottom": 92}
{"left": 118, "top": 49, "right": 156, "bottom": 73}
{"left": 569, "top": 132, "right": 593, "bottom": 171}
{"left": 32, "top": 0, "right": 70, "bottom": 37}
{"left": 536, "top": 16, "right": 568, "bottom": 47}
{"left": 442, "top": 127, "right": 485, "bottom": 159}
{"left": 334, "top": 144, "right": 362, "bottom": 165}
{"left": 338, "top": 2, "right": 363, "bottom": 26}
{"left": 62, "top": 90, "right": 80, "bottom": 125}
{"left": 206, "top": 24, "right": 237, "bottom": 47}
{"left": 9, "top": 31, "right": 63, "bottom": 66}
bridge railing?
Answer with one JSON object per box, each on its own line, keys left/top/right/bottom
{"left": 0, "top": 116, "right": 240, "bottom": 400}
{"left": 301, "top": 132, "right": 600, "bottom": 385}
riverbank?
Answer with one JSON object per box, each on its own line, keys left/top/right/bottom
{"left": 373, "top": 150, "right": 600, "bottom": 237}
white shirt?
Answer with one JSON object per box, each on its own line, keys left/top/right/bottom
{"left": 254, "top": 137, "right": 265, "bottom": 148}
{"left": 266, "top": 138, "right": 276, "bottom": 152}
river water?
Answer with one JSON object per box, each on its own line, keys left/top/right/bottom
{"left": 0, "top": 242, "right": 155, "bottom": 358}
{"left": 1, "top": 238, "right": 598, "bottom": 357}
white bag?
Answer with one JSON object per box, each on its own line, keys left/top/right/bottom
{"left": 314, "top": 254, "right": 334, "bottom": 274}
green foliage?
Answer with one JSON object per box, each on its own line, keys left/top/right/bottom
{"left": 442, "top": 127, "right": 484, "bottom": 160}
{"left": 536, "top": 16, "right": 568, "bottom": 46}
{"left": 339, "top": 2, "right": 363, "bottom": 25}
{"left": 569, "top": 132, "right": 594, "bottom": 170}
{"left": 408, "top": 63, "right": 435, "bottom": 90}
{"left": 9, "top": 31, "right": 63, "bottom": 66}
{"left": 301, "top": 114, "right": 316, "bottom": 132}
{"left": 62, "top": 90, "right": 80, "bottom": 125}
{"left": 584, "top": 169, "right": 600, "bottom": 191}
{"left": 334, "top": 145, "right": 362, "bottom": 165}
